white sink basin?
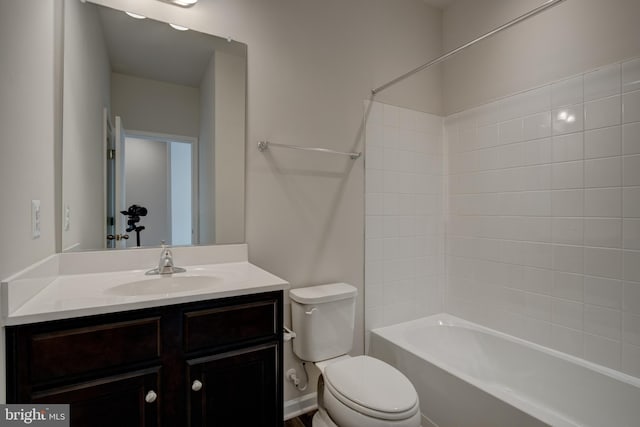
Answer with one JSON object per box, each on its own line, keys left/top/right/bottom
{"left": 105, "top": 275, "right": 222, "bottom": 296}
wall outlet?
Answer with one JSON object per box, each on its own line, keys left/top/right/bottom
{"left": 31, "top": 200, "right": 41, "bottom": 239}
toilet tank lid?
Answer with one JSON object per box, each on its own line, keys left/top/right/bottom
{"left": 289, "top": 283, "right": 357, "bottom": 304}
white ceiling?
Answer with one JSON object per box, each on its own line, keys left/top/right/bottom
{"left": 98, "top": 5, "right": 245, "bottom": 87}
{"left": 422, "top": 0, "right": 454, "bottom": 10}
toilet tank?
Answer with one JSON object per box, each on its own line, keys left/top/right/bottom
{"left": 289, "top": 283, "right": 357, "bottom": 362}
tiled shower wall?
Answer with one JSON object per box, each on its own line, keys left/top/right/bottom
{"left": 445, "top": 57, "right": 640, "bottom": 377}
{"left": 364, "top": 101, "right": 445, "bottom": 338}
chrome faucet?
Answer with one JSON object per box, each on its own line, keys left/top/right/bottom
{"left": 146, "top": 242, "right": 186, "bottom": 275}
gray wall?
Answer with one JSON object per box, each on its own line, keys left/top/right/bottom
{"left": 61, "top": 0, "right": 111, "bottom": 251}
{"left": 443, "top": 0, "right": 640, "bottom": 114}
{"left": 214, "top": 50, "right": 246, "bottom": 244}
{"left": 0, "top": 1, "right": 58, "bottom": 278}
{"left": 111, "top": 73, "right": 200, "bottom": 137}
{"left": 0, "top": 0, "right": 444, "bottom": 403}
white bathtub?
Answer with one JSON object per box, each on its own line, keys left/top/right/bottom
{"left": 369, "top": 314, "right": 640, "bottom": 427}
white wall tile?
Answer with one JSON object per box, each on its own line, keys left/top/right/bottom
{"left": 383, "top": 103, "right": 400, "bottom": 127}
{"left": 366, "top": 216, "right": 384, "bottom": 239}
{"left": 524, "top": 293, "right": 552, "bottom": 321}
{"left": 552, "top": 218, "right": 583, "bottom": 245}
{"left": 584, "top": 247, "right": 622, "bottom": 279}
{"left": 584, "top": 305, "right": 622, "bottom": 340}
{"left": 553, "top": 105, "right": 584, "bottom": 135}
{"left": 584, "top": 188, "right": 622, "bottom": 217}
{"left": 584, "top": 95, "right": 621, "bottom": 130}
{"left": 366, "top": 101, "right": 444, "bottom": 328}
{"left": 585, "top": 126, "right": 621, "bottom": 159}
{"left": 552, "top": 75, "right": 583, "bottom": 108}
{"left": 623, "top": 313, "right": 640, "bottom": 346}
{"left": 383, "top": 126, "right": 400, "bottom": 148}
{"left": 623, "top": 187, "right": 640, "bottom": 218}
{"left": 623, "top": 90, "right": 640, "bottom": 124}
{"left": 366, "top": 123, "right": 385, "bottom": 148}
{"left": 522, "top": 267, "right": 553, "bottom": 295}
{"left": 624, "top": 252, "right": 640, "bottom": 283}
{"left": 366, "top": 146, "right": 384, "bottom": 170}
{"left": 552, "top": 161, "right": 583, "bottom": 190}
{"left": 499, "top": 118, "right": 524, "bottom": 145}
{"left": 623, "top": 122, "right": 640, "bottom": 155}
{"left": 623, "top": 155, "right": 640, "bottom": 186}
{"left": 624, "top": 281, "right": 640, "bottom": 315}
{"left": 584, "top": 218, "right": 622, "bottom": 248}
{"left": 366, "top": 169, "right": 384, "bottom": 193}
{"left": 551, "top": 324, "right": 583, "bottom": 357}
{"left": 522, "top": 138, "right": 552, "bottom": 166}
{"left": 622, "top": 343, "right": 640, "bottom": 377}
{"left": 584, "top": 63, "right": 621, "bottom": 102}
{"left": 553, "top": 272, "right": 584, "bottom": 301}
{"left": 366, "top": 194, "right": 384, "bottom": 215}
{"left": 623, "top": 58, "right": 640, "bottom": 93}
{"left": 623, "top": 219, "right": 640, "bottom": 250}
{"left": 366, "top": 238, "right": 383, "bottom": 261}
{"left": 552, "top": 132, "right": 583, "bottom": 162}
{"left": 584, "top": 333, "right": 621, "bottom": 370}
{"left": 443, "top": 59, "right": 640, "bottom": 374}
{"left": 552, "top": 189, "right": 584, "bottom": 217}
{"left": 523, "top": 112, "right": 552, "bottom": 140}
{"left": 585, "top": 276, "right": 622, "bottom": 309}
{"left": 552, "top": 299, "right": 583, "bottom": 330}
{"left": 498, "top": 142, "right": 523, "bottom": 168}
{"left": 552, "top": 244, "right": 583, "bottom": 274}
{"left": 584, "top": 157, "right": 621, "bottom": 188}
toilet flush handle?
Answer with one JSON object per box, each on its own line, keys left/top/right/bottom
{"left": 305, "top": 307, "right": 318, "bottom": 315}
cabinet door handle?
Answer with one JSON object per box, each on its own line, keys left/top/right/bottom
{"left": 192, "top": 380, "right": 203, "bottom": 392}
{"left": 145, "top": 390, "right": 157, "bottom": 403}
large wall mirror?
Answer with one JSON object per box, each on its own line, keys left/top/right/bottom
{"left": 61, "top": 0, "right": 246, "bottom": 252}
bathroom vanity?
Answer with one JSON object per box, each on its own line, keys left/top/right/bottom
{"left": 2, "top": 245, "right": 288, "bottom": 427}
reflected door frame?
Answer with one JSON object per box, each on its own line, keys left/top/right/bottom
{"left": 122, "top": 130, "right": 199, "bottom": 247}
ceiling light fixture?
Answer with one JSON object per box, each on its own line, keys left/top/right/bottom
{"left": 125, "top": 11, "right": 146, "bottom": 19}
{"left": 169, "top": 23, "right": 189, "bottom": 31}
{"left": 158, "top": 0, "right": 198, "bottom": 7}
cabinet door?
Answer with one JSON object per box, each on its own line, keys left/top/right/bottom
{"left": 32, "top": 368, "right": 160, "bottom": 427}
{"left": 188, "top": 343, "right": 279, "bottom": 427}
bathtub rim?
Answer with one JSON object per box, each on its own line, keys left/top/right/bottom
{"left": 370, "top": 313, "right": 640, "bottom": 427}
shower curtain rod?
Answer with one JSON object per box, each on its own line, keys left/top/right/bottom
{"left": 371, "top": 0, "right": 567, "bottom": 95}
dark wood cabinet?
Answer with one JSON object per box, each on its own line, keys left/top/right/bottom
{"left": 32, "top": 368, "right": 160, "bottom": 427}
{"left": 187, "top": 343, "right": 279, "bottom": 427}
{"left": 6, "top": 291, "right": 283, "bottom": 427}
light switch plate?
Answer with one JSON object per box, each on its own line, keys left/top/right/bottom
{"left": 31, "top": 200, "right": 41, "bottom": 239}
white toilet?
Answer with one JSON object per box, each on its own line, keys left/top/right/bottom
{"left": 290, "top": 283, "right": 421, "bottom": 427}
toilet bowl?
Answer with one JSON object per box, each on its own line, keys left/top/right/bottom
{"left": 289, "top": 283, "right": 420, "bottom": 427}
{"left": 313, "top": 355, "right": 421, "bottom": 427}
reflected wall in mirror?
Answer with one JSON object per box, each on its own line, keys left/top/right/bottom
{"left": 61, "top": 0, "right": 246, "bottom": 252}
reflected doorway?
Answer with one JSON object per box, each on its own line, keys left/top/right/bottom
{"left": 123, "top": 132, "right": 198, "bottom": 248}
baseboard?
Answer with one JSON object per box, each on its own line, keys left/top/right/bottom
{"left": 284, "top": 393, "right": 317, "bottom": 421}
{"left": 422, "top": 413, "right": 439, "bottom": 427}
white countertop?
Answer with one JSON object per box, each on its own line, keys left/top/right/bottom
{"left": 5, "top": 262, "right": 288, "bottom": 325}
{"left": 1, "top": 245, "right": 289, "bottom": 325}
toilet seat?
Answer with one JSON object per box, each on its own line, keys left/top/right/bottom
{"left": 323, "top": 355, "right": 419, "bottom": 421}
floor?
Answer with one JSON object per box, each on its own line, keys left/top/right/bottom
{"left": 284, "top": 412, "right": 315, "bottom": 427}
